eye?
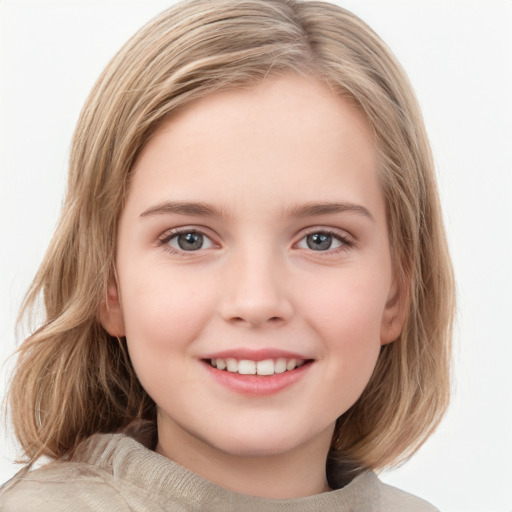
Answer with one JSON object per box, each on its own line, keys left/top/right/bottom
{"left": 164, "top": 230, "right": 215, "bottom": 252}
{"left": 296, "top": 231, "right": 348, "bottom": 252}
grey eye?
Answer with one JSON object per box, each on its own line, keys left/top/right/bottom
{"left": 306, "top": 233, "right": 333, "bottom": 251}
{"left": 297, "top": 232, "right": 344, "bottom": 252}
{"left": 178, "top": 233, "right": 203, "bottom": 250}
{"left": 168, "top": 232, "right": 213, "bottom": 251}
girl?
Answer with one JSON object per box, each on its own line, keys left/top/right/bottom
{"left": 2, "top": 0, "right": 454, "bottom": 509}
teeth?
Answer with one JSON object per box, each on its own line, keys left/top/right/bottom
{"left": 256, "top": 359, "right": 274, "bottom": 376}
{"left": 274, "top": 358, "right": 287, "bottom": 374}
{"left": 238, "top": 360, "right": 256, "bottom": 375}
{"left": 210, "top": 357, "right": 306, "bottom": 375}
{"left": 226, "top": 358, "right": 238, "bottom": 372}
{"left": 286, "top": 359, "right": 297, "bottom": 371}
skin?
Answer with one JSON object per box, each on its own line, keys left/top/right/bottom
{"left": 100, "top": 74, "right": 406, "bottom": 499}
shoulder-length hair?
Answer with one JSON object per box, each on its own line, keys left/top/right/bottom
{"left": 9, "top": 0, "right": 454, "bottom": 471}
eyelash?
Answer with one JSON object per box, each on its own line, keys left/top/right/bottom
{"left": 157, "top": 227, "right": 354, "bottom": 256}
{"left": 157, "top": 228, "right": 215, "bottom": 255}
{"left": 297, "top": 229, "right": 353, "bottom": 255}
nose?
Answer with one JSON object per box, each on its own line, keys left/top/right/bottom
{"left": 219, "top": 249, "right": 293, "bottom": 328}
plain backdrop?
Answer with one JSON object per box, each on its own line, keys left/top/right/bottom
{"left": 1, "top": 1, "right": 511, "bottom": 511}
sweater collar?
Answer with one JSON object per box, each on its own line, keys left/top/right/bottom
{"left": 74, "top": 433, "right": 381, "bottom": 511}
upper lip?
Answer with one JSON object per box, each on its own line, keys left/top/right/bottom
{"left": 201, "top": 348, "right": 312, "bottom": 362}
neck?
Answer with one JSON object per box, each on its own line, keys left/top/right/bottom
{"left": 155, "top": 418, "right": 333, "bottom": 499}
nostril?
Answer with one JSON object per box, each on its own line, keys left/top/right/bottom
{"left": 228, "top": 315, "right": 285, "bottom": 327}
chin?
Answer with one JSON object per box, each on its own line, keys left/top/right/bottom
{"left": 203, "top": 424, "right": 322, "bottom": 459}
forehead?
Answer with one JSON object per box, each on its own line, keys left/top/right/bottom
{"left": 127, "top": 74, "right": 383, "bottom": 222}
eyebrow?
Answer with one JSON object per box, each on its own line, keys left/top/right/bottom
{"left": 139, "top": 201, "right": 226, "bottom": 219}
{"left": 139, "top": 200, "right": 373, "bottom": 221}
{"left": 285, "top": 202, "right": 374, "bottom": 222}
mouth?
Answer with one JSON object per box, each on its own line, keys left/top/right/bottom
{"left": 206, "top": 357, "right": 310, "bottom": 376}
{"left": 201, "top": 353, "right": 314, "bottom": 395}
{"left": 200, "top": 349, "right": 314, "bottom": 394}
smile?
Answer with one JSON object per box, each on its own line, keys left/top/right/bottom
{"left": 202, "top": 351, "right": 314, "bottom": 395}
{"left": 209, "top": 358, "right": 306, "bottom": 375}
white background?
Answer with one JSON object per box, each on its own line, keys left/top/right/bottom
{"left": 1, "top": 1, "right": 511, "bottom": 510}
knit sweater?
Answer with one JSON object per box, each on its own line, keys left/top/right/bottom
{"left": 1, "top": 434, "right": 438, "bottom": 511}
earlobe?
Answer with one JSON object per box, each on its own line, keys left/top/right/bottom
{"left": 98, "top": 279, "right": 126, "bottom": 337}
{"left": 380, "top": 280, "right": 408, "bottom": 346}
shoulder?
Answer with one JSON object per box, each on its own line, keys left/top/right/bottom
{"left": 0, "top": 461, "right": 131, "bottom": 512}
{"left": 0, "top": 433, "right": 172, "bottom": 512}
{"left": 371, "top": 473, "right": 440, "bottom": 512}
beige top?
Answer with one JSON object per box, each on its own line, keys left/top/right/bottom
{"left": 1, "top": 434, "right": 438, "bottom": 511}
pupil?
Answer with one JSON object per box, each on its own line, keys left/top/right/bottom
{"left": 178, "top": 232, "right": 203, "bottom": 250}
{"left": 307, "top": 233, "right": 332, "bottom": 251}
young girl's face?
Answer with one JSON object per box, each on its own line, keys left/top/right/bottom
{"left": 103, "top": 74, "right": 404, "bottom": 462}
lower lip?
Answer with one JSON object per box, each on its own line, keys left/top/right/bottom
{"left": 202, "top": 361, "right": 312, "bottom": 395}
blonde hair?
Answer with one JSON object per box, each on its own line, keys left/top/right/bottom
{"left": 8, "top": 0, "right": 454, "bottom": 471}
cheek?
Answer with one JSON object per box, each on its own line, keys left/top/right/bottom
{"left": 119, "top": 269, "right": 215, "bottom": 361}
{"left": 119, "top": 271, "right": 217, "bottom": 403}
{"left": 302, "top": 267, "right": 389, "bottom": 390}
{"left": 305, "top": 267, "right": 389, "bottom": 339}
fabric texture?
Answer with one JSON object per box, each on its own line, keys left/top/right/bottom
{"left": 1, "top": 433, "right": 438, "bottom": 511}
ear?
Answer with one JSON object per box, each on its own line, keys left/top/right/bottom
{"left": 380, "top": 278, "right": 408, "bottom": 346}
{"left": 98, "top": 278, "right": 126, "bottom": 337}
